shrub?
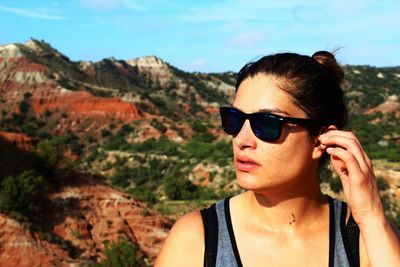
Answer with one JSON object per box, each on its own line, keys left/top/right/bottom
{"left": 164, "top": 174, "right": 198, "bottom": 200}
{"left": 69, "top": 139, "right": 83, "bottom": 156}
{"left": 101, "top": 129, "right": 112, "bottom": 138}
{"left": 37, "top": 136, "right": 68, "bottom": 165}
{"left": 11, "top": 112, "right": 26, "bottom": 125}
{"left": 19, "top": 99, "right": 30, "bottom": 113}
{"left": 0, "top": 170, "right": 47, "bottom": 216}
{"left": 44, "top": 109, "right": 52, "bottom": 117}
{"left": 94, "top": 239, "right": 143, "bottom": 267}
{"left": 376, "top": 176, "right": 389, "bottom": 191}
{"left": 112, "top": 166, "right": 132, "bottom": 188}
{"left": 150, "top": 119, "right": 167, "bottom": 134}
{"left": 329, "top": 177, "right": 342, "bottom": 193}
{"left": 128, "top": 187, "right": 157, "bottom": 204}
{"left": 87, "top": 135, "right": 96, "bottom": 143}
{"left": 23, "top": 92, "right": 32, "bottom": 99}
{"left": 118, "top": 124, "right": 134, "bottom": 135}
{"left": 103, "top": 135, "right": 127, "bottom": 151}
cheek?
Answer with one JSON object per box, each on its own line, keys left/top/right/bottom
{"left": 257, "top": 135, "right": 315, "bottom": 169}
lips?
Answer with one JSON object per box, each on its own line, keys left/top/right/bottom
{"left": 236, "top": 155, "right": 261, "bottom": 172}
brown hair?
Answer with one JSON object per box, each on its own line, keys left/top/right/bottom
{"left": 236, "top": 51, "right": 347, "bottom": 133}
{"left": 235, "top": 51, "right": 348, "bottom": 165}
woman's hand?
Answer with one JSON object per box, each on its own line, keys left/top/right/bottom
{"left": 319, "top": 128, "right": 400, "bottom": 267}
{"left": 319, "top": 129, "right": 385, "bottom": 226}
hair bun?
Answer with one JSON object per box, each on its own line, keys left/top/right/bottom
{"left": 312, "top": 51, "right": 344, "bottom": 84}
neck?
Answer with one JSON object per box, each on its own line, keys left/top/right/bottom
{"left": 240, "top": 174, "right": 328, "bottom": 232}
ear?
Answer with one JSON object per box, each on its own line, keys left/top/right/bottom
{"left": 312, "top": 125, "right": 337, "bottom": 159}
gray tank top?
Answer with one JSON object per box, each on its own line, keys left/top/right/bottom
{"left": 202, "top": 196, "right": 359, "bottom": 267}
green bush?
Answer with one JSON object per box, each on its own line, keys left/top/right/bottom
{"left": 319, "top": 165, "right": 333, "bottom": 183}
{"left": 376, "top": 176, "right": 389, "bottom": 191}
{"left": 164, "top": 174, "right": 198, "bottom": 200}
{"left": 37, "top": 136, "right": 68, "bottom": 165}
{"left": 184, "top": 140, "right": 232, "bottom": 166}
{"left": 103, "top": 135, "right": 127, "bottom": 151}
{"left": 87, "top": 135, "right": 97, "bottom": 143}
{"left": 94, "top": 239, "right": 143, "bottom": 267}
{"left": 69, "top": 139, "right": 83, "bottom": 156}
{"left": 11, "top": 112, "right": 26, "bottom": 125}
{"left": 329, "top": 177, "right": 342, "bottom": 193}
{"left": 118, "top": 124, "right": 134, "bottom": 135}
{"left": 128, "top": 186, "right": 157, "bottom": 204}
{"left": 101, "top": 129, "right": 112, "bottom": 138}
{"left": 112, "top": 166, "right": 132, "bottom": 188}
{"left": 19, "top": 99, "right": 30, "bottom": 113}
{"left": 0, "top": 170, "right": 47, "bottom": 216}
{"left": 150, "top": 119, "right": 167, "bottom": 134}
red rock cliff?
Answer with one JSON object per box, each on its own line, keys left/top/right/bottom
{"left": 0, "top": 171, "right": 171, "bottom": 266}
{"left": 32, "top": 90, "right": 143, "bottom": 121}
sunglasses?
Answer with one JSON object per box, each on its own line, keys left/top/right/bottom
{"left": 220, "top": 107, "right": 320, "bottom": 142}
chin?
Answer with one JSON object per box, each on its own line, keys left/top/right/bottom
{"left": 236, "top": 171, "right": 294, "bottom": 193}
{"left": 236, "top": 172, "right": 274, "bottom": 191}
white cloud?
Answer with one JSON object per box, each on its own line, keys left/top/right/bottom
{"left": 180, "top": 0, "right": 315, "bottom": 23}
{"left": 187, "top": 58, "right": 208, "bottom": 71}
{"left": 80, "top": 0, "right": 120, "bottom": 9}
{"left": 229, "top": 31, "right": 264, "bottom": 48}
{"left": 121, "top": 0, "right": 147, "bottom": 11}
{"left": 0, "top": 4, "right": 66, "bottom": 20}
{"left": 80, "top": 0, "right": 146, "bottom": 11}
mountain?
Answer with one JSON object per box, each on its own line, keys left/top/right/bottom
{"left": 0, "top": 39, "right": 399, "bottom": 265}
{"left": 0, "top": 39, "right": 237, "bottom": 141}
{"left": 0, "top": 132, "right": 171, "bottom": 266}
{"left": 0, "top": 39, "right": 238, "bottom": 265}
{"left": 0, "top": 170, "right": 171, "bottom": 266}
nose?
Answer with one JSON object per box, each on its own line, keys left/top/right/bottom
{"left": 233, "top": 119, "right": 257, "bottom": 150}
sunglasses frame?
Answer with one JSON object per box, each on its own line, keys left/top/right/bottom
{"left": 220, "top": 106, "right": 320, "bottom": 142}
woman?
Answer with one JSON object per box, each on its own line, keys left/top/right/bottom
{"left": 155, "top": 51, "right": 400, "bottom": 266}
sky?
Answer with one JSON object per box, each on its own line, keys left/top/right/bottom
{"left": 0, "top": 0, "right": 399, "bottom": 72}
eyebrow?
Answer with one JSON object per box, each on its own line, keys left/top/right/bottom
{"left": 232, "top": 106, "right": 292, "bottom": 117}
{"left": 256, "top": 108, "right": 291, "bottom": 116}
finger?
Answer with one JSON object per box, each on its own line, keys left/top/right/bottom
{"left": 326, "top": 146, "right": 364, "bottom": 182}
{"left": 321, "top": 135, "right": 370, "bottom": 174}
{"left": 321, "top": 130, "right": 362, "bottom": 146}
{"left": 320, "top": 130, "right": 372, "bottom": 169}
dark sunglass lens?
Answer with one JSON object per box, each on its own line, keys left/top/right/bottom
{"left": 220, "top": 108, "right": 244, "bottom": 135}
{"left": 251, "top": 114, "right": 281, "bottom": 141}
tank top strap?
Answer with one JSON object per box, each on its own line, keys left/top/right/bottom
{"left": 215, "top": 197, "right": 242, "bottom": 267}
{"left": 327, "top": 195, "right": 359, "bottom": 267}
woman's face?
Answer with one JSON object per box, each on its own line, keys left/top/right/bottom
{"left": 232, "top": 74, "right": 321, "bottom": 193}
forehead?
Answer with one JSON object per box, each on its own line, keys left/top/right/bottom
{"left": 233, "top": 74, "right": 306, "bottom": 117}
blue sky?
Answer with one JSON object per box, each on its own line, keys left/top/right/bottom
{"left": 1, "top": 0, "right": 399, "bottom": 72}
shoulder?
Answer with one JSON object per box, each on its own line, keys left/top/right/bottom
{"left": 155, "top": 210, "right": 204, "bottom": 267}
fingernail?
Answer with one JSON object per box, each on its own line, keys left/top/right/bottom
{"left": 326, "top": 147, "right": 333, "bottom": 153}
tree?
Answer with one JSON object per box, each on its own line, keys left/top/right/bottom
{"left": 0, "top": 170, "right": 47, "bottom": 216}
{"left": 95, "top": 239, "right": 143, "bottom": 267}
{"left": 37, "top": 136, "right": 67, "bottom": 165}
{"left": 164, "top": 173, "right": 198, "bottom": 200}
{"left": 19, "top": 99, "right": 30, "bottom": 113}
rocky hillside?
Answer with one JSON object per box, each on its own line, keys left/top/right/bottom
{"left": 0, "top": 134, "right": 171, "bottom": 266}
{"left": 0, "top": 39, "right": 238, "bottom": 266}
{"left": 0, "top": 171, "right": 171, "bottom": 266}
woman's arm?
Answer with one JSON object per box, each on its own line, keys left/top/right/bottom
{"left": 155, "top": 210, "right": 204, "bottom": 267}
{"left": 320, "top": 129, "right": 400, "bottom": 266}
{"left": 358, "top": 219, "right": 400, "bottom": 266}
